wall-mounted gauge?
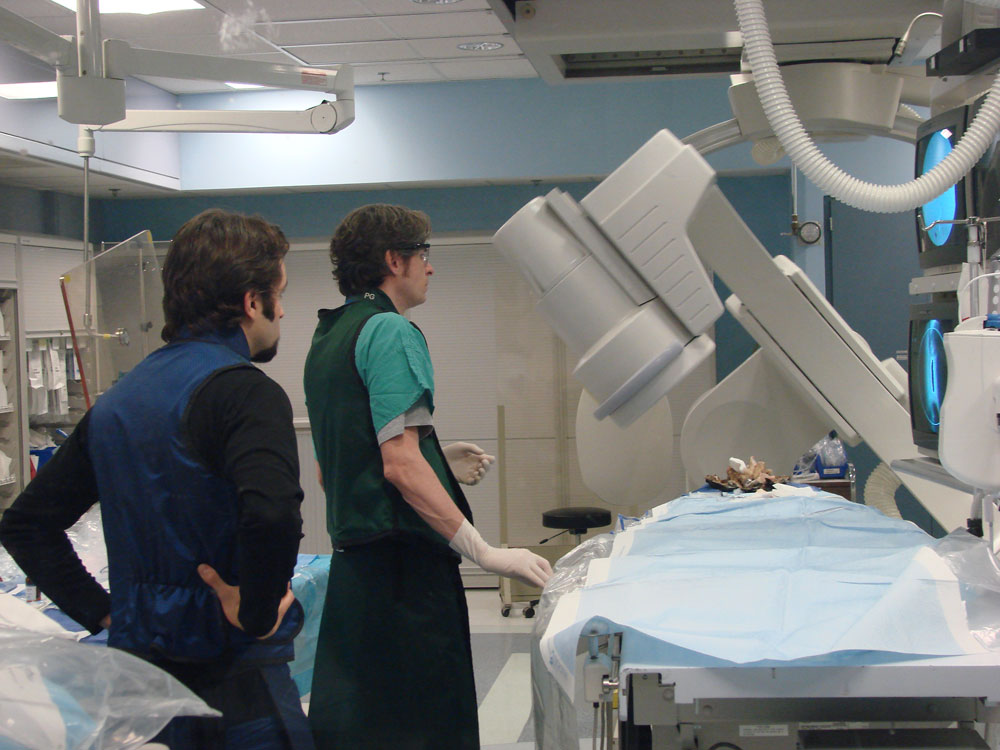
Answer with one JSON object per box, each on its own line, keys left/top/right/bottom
{"left": 797, "top": 220, "right": 822, "bottom": 245}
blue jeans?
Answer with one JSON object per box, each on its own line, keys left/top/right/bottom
{"left": 150, "top": 661, "right": 314, "bottom": 750}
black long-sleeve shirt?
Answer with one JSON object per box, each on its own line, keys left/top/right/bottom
{"left": 0, "top": 367, "right": 304, "bottom": 638}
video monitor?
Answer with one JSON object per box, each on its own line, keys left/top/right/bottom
{"left": 915, "top": 106, "right": 971, "bottom": 269}
{"left": 908, "top": 301, "right": 958, "bottom": 453}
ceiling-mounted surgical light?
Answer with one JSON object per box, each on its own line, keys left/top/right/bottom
{"left": 0, "top": 81, "right": 58, "bottom": 99}
{"left": 49, "top": 0, "right": 204, "bottom": 14}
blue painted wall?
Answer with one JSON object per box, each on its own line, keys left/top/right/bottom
{"left": 0, "top": 184, "right": 103, "bottom": 240}
{"left": 175, "top": 77, "right": 755, "bottom": 191}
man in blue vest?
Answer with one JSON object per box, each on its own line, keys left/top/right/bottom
{"left": 0, "top": 209, "right": 313, "bottom": 749}
{"left": 304, "top": 203, "right": 553, "bottom": 749}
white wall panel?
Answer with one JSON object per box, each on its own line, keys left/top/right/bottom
{"left": 297, "top": 428, "right": 332, "bottom": 555}
{"left": 257, "top": 248, "right": 343, "bottom": 421}
{"left": 0, "top": 244, "right": 17, "bottom": 285}
{"left": 409, "top": 243, "right": 501, "bottom": 441}
{"left": 18, "top": 244, "right": 83, "bottom": 334}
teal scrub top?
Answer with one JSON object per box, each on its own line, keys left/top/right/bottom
{"left": 355, "top": 311, "right": 436, "bottom": 434}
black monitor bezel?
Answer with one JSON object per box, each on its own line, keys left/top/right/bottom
{"left": 915, "top": 106, "right": 971, "bottom": 269}
{"left": 908, "top": 300, "right": 958, "bottom": 452}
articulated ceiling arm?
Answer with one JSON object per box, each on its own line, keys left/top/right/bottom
{"left": 0, "top": 6, "right": 75, "bottom": 68}
{"left": 96, "top": 100, "right": 354, "bottom": 134}
{"left": 0, "top": 5, "right": 355, "bottom": 135}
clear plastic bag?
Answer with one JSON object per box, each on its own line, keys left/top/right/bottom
{"left": 794, "top": 431, "right": 848, "bottom": 479}
{"left": 0, "top": 628, "right": 218, "bottom": 750}
{"left": 931, "top": 529, "right": 1000, "bottom": 651}
{"left": 531, "top": 533, "right": 616, "bottom": 750}
{"left": 64, "top": 505, "right": 110, "bottom": 590}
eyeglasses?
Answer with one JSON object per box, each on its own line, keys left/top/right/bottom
{"left": 392, "top": 242, "right": 431, "bottom": 264}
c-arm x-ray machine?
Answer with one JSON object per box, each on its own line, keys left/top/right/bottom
{"left": 493, "top": 127, "right": 973, "bottom": 532}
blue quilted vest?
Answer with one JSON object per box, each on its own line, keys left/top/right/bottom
{"left": 88, "top": 327, "right": 302, "bottom": 662}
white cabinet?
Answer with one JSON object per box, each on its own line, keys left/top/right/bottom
{"left": 0, "top": 287, "right": 27, "bottom": 509}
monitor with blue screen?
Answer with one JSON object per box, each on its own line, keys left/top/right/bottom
{"left": 915, "top": 106, "right": 971, "bottom": 269}
{"left": 908, "top": 301, "right": 957, "bottom": 453}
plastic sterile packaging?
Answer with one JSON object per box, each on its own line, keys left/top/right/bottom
{"left": 0, "top": 628, "right": 218, "bottom": 750}
{"left": 793, "top": 431, "right": 848, "bottom": 480}
{"left": 530, "top": 533, "right": 615, "bottom": 750}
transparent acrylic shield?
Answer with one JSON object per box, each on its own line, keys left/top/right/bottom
{"left": 60, "top": 230, "right": 166, "bottom": 404}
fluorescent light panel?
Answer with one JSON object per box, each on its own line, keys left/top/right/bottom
{"left": 225, "top": 82, "right": 267, "bottom": 89}
{"left": 49, "top": 0, "right": 204, "bottom": 14}
{"left": 0, "top": 81, "right": 58, "bottom": 99}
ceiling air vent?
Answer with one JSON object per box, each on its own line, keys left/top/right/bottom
{"left": 560, "top": 47, "right": 744, "bottom": 78}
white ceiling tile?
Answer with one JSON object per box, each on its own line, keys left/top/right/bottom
{"left": 433, "top": 56, "right": 536, "bottom": 80}
{"left": 5, "top": 12, "right": 75, "bottom": 34}
{"left": 81, "top": 8, "right": 224, "bottom": 37}
{"left": 287, "top": 39, "right": 418, "bottom": 65}
{"left": 380, "top": 9, "right": 505, "bottom": 38}
{"left": 360, "top": 0, "right": 491, "bottom": 14}
{"left": 129, "top": 33, "right": 274, "bottom": 55}
{"left": 0, "top": 0, "right": 74, "bottom": 19}
{"left": 352, "top": 62, "right": 443, "bottom": 84}
{"left": 259, "top": 17, "right": 395, "bottom": 46}
{"left": 0, "top": 152, "right": 39, "bottom": 168}
{"left": 0, "top": 166, "right": 164, "bottom": 196}
{"left": 203, "top": 0, "right": 373, "bottom": 22}
{"left": 408, "top": 34, "right": 515, "bottom": 58}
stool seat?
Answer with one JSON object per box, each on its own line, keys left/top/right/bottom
{"left": 542, "top": 506, "right": 612, "bottom": 533}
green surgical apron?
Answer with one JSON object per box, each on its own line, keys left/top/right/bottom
{"left": 309, "top": 536, "right": 479, "bottom": 749}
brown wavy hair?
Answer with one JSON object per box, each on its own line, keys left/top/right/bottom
{"left": 328, "top": 203, "right": 431, "bottom": 296}
{"left": 161, "top": 209, "right": 289, "bottom": 341}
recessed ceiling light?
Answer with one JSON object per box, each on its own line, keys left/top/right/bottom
{"left": 0, "top": 81, "right": 58, "bottom": 100}
{"left": 457, "top": 41, "right": 503, "bottom": 52}
{"left": 50, "top": 0, "right": 204, "bottom": 14}
{"left": 225, "top": 82, "right": 267, "bottom": 90}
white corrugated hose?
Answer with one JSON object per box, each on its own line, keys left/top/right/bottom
{"left": 733, "top": 0, "right": 1000, "bottom": 213}
{"left": 863, "top": 462, "right": 904, "bottom": 519}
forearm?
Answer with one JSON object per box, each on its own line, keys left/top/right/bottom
{"left": 0, "top": 507, "right": 110, "bottom": 633}
{"left": 380, "top": 430, "right": 552, "bottom": 588}
{"left": 381, "top": 429, "right": 464, "bottom": 540}
{"left": 386, "top": 455, "right": 466, "bottom": 539}
{"left": 0, "top": 419, "right": 109, "bottom": 633}
{"left": 236, "top": 489, "right": 302, "bottom": 637}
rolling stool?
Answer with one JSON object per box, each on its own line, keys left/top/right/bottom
{"left": 541, "top": 506, "right": 613, "bottom": 546}
{"left": 498, "top": 506, "right": 613, "bottom": 619}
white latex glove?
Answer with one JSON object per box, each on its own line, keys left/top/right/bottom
{"left": 442, "top": 442, "right": 496, "bottom": 486}
{"left": 449, "top": 519, "right": 552, "bottom": 588}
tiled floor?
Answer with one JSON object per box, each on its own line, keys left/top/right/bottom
{"left": 468, "top": 589, "right": 598, "bottom": 750}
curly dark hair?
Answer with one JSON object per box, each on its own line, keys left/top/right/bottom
{"left": 328, "top": 204, "right": 431, "bottom": 296}
{"left": 161, "top": 208, "right": 289, "bottom": 342}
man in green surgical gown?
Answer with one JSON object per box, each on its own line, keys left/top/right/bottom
{"left": 304, "top": 203, "right": 552, "bottom": 749}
